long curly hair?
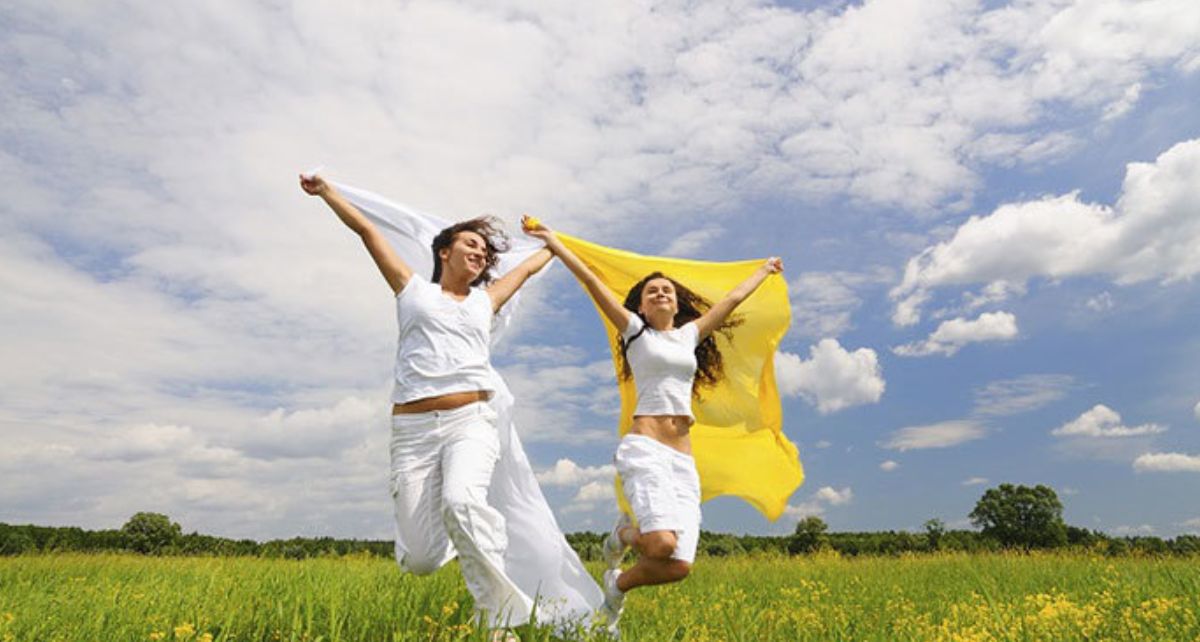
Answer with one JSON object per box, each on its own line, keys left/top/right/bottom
{"left": 617, "top": 272, "right": 742, "bottom": 397}
{"left": 430, "top": 216, "right": 511, "bottom": 286}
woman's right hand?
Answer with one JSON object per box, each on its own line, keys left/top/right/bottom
{"left": 299, "top": 173, "right": 329, "bottom": 196}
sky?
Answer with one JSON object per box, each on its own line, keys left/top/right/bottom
{"left": 2, "top": 0, "right": 1199, "bottom": 541}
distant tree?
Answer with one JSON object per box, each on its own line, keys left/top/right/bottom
{"left": 1171, "top": 535, "right": 1200, "bottom": 555}
{"left": 121, "top": 512, "right": 182, "bottom": 554}
{"left": 699, "top": 532, "right": 744, "bottom": 557}
{"left": 969, "top": 484, "right": 1067, "bottom": 549}
{"left": 0, "top": 527, "right": 35, "bottom": 555}
{"left": 923, "top": 519, "right": 946, "bottom": 551}
{"left": 1105, "top": 538, "right": 1130, "bottom": 557}
{"left": 1066, "top": 525, "right": 1100, "bottom": 548}
{"left": 788, "top": 516, "right": 828, "bottom": 554}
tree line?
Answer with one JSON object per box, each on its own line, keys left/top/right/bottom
{"left": 3, "top": 485, "right": 1197, "bottom": 559}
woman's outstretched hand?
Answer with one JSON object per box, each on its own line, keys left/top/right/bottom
{"left": 299, "top": 173, "right": 329, "bottom": 196}
{"left": 762, "top": 256, "right": 783, "bottom": 274}
{"left": 521, "top": 214, "right": 554, "bottom": 243}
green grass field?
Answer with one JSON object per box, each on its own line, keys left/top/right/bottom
{"left": 2, "top": 552, "right": 1197, "bottom": 642}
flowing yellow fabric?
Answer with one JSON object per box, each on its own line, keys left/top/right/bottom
{"left": 556, "top": 233, "right": 804, "bottom": 521}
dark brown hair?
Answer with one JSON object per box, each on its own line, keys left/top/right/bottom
{"left": 617, "top": 271, "right": 742, "bottom": 396}
{"left": 430, "top": 216, "right": 510, "bottom": 286}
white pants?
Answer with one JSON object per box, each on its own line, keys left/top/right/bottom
{"left": 614, "top": 433, "right": 702, "bottom": 563}
{"left": 389, "top": 402, "right": 533, "bottom": 626}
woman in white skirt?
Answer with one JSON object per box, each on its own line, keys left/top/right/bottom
{"left": 301, "top": 174, "right": 553, "bottom": 634}
{"left": 522, "top": 216, "right": 781, "bottom": 631}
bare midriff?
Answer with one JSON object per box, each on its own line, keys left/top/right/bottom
{"left": 629, "top": 415, "right": 693, "bottom": 454}
{"left": 392, "top": 390, "right": 491, "bottom": 415}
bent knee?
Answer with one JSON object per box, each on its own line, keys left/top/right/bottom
{"left": 666, "top": 560, "right": 691, "bottom": 582}
{"left": 640, "top": 531, "right": 679, "bottom": 560}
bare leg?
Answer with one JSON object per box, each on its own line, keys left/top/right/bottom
{"left": 615, "top": 528, "right": 691, "bottom": 592}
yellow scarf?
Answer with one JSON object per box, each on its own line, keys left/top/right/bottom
{"left": 556, "top": 233, "right": 804, "bottom": 521}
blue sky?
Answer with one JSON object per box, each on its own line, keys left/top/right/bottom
{"left": 2, "top": 0, "right": 1198, "bottom": 541}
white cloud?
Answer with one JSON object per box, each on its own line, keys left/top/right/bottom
{"left": 891, "top": 138, "right": 1200, "bottom": 324}
{"left": 573, "top": 481, "right": 616, "bottom": 503}
{"left": 237, "top": 396, "right": 379, "bottom": 460}
{"left": 893, "top": 311, "right": 1018, "bottom": 357}
{"left": 961, "top": 477, "right": 989, "bottom": 486}
{"left": 783, "top": 485, "right": 855, "bottom": 521}
{"left": 814, "top": 486, "right": 854, "bottom": 506}
{"left": 972, "top": 374, "right": 1076, "bottom": 417}
{"left": 1133, "top": 452, "right": 1200, "bottom": 473}
{"left": 1181, "top": 517, "right": 1200, "bottom": 531}
{"left": 496, "top": 360, "right": 619, "bottom": 443}
{"left": 661, "top": 226, "right": 724, "bottom": 258}
{"left": 571, "top": 481, "right": 616, "bottom": 505}
{"left": 880, "top": 460, "right": 899, "bottom": 472}
{"left": 788, "top": 268, "right": 892, "bottom": 340}
{"left": 776, "top": 340, "right": 885, "bottom": 414}
{"left": 957, "top": 281, "right": 1027, "bottom": 315}
{"left": 782, "top": 501, "right": 827, "bottom": 521}
{"left": 1111, "top": 524, "right": 1155, "bottom": 536}
{"left": 814, "top": 440, "right": 833, "bottom": 449}
{"left": 90, "top": 423, "right": 201, "bottom": 463}
{"left": 1102, "top": 83, "right": 1142, "bottom": 122}
{"left": 1052, "top": 404, "right": 1167, "bottom": 438}
{"left": 536, "top": 459, "right": 616, "bottom": 487}
{"left": 882, "top": 421, "right": 986, "bottom": 451}
{"left": 1086, "top": 292, "right": 1115, "bottom": 312}
{"left": 505, "top": 344, "right": 588, "bottom": 365}
{"left": 1194, "top": 400, "right": 1200, "bottom": 422}
{"left": 0, "top": 394, "right": 391, "bottom": 539}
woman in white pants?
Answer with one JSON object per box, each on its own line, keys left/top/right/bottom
{"left": 522, "top": 216, "right": 781, "bottom": 631}
{"left": 301, "top": 175, "right": 552, "bottom": 634}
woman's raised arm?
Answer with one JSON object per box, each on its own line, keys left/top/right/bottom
{"left": 486, "top": 247, "right": 554, "bottom": 313}
{"left": 693, "top": 257, "right": 782, "bottom": 340}
{"left": 521, "top": 216, "right": 631, "bottom": 331}
{"left": 300, "top": 174, "right": 413, "bottom": 294}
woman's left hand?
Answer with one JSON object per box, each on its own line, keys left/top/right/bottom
{"left": 762, "top": 257, "right": 783, "bottom": 274}
{"left": 521, "top": 214, "right": 554, "bottom": 242}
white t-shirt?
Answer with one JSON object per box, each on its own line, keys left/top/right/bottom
{"left": 622, "top": 314, "right": 699, "bottom": 421}
{"left": 392, "top": 276, "right": 496, "bottom": 404}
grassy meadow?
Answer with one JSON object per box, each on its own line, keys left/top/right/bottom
{"left": 1, "top": 552, "right": 1198, "bottom": 642}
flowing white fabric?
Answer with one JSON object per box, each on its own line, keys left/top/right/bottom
{"left": 334, "top": 182, "right": 604, "bottom": 625}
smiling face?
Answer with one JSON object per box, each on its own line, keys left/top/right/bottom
{"left": 439, "top": 230, "right": 488, "bottom": 282}
{"left": 429, "top": 216, "right": 510, "bottom": 286}
{"left": 638, "top": 276, "right": 678, "bottom": 317}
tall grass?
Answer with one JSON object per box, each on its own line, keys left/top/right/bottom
{"left": 1, "top": 552, "right": 1197, "bottom": 641}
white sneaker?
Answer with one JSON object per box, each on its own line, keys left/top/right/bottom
{"left": 601, "top": 568, "right": 625, "bottom": 638}
{"left": 602, "top": 513, "right": 631, "bottom": 569}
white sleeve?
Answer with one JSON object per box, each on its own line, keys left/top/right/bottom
{"left": 621, "top": 313, "right": 645, "bottom": 339}
{"left": 683, "top": 321, "right": 700, "bottom": 346}
{"left": 395, "top": 274, "right": 428, "bottom": 304}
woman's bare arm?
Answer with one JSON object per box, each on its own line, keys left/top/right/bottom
{"left": 300, "top": 174, "right": 413, "bottom": 294}
{"left": 693, "top": 258, "right": 782, "bottom": 340}
{"left": 486, "top": 247, "right": 554, "bottom": 313}
{"left": 521, "top": 216, "right": 631, "bottom": 331}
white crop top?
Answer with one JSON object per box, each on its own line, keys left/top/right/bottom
{"left": 392, "top": 276, "right": 496, "bottom": 404}
{"left": 622, "top": 314, "right": 699, "bottom": 421}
